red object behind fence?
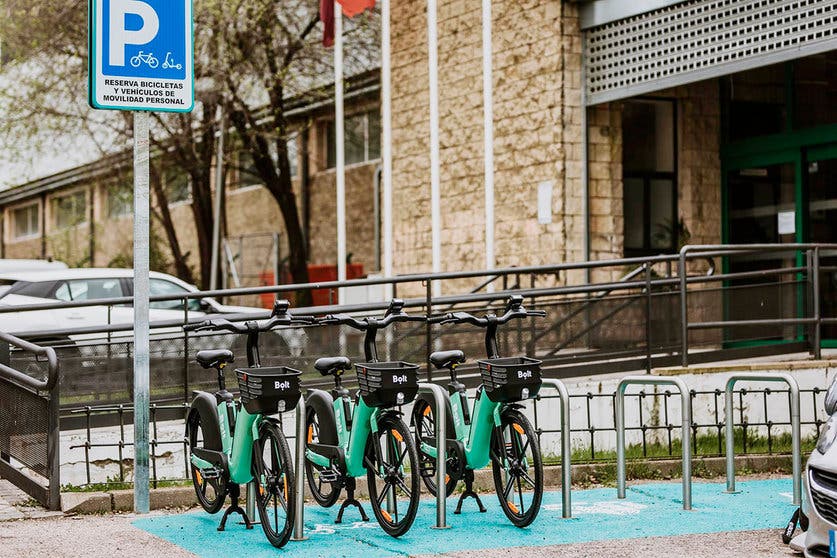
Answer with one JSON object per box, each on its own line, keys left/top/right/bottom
{"left": 259, "top": 263, "right": 365, "bottom": 308}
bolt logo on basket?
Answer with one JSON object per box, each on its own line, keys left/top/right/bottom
{"left": 518, "top": 369, "right": 533, "bottom": 380}
{"left": 274, "top": 380, "right": 291, "bottom": 390}
{"left": 392, "top": 374, "right": 409, "bottom": 384}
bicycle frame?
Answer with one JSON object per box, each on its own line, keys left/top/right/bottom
{"left": 306, "top": 395, "right": 382, "bottom": 478}
{"left": 190, "top": 401, "right": 263, "bottom": 485}
{"left": 422, "top": 388, "right": 503, "bottom": 470}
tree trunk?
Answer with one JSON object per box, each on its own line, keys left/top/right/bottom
{"left": 150, "top": 164, "right": 195, "bottom": 284}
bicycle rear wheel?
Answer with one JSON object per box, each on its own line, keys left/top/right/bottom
{"left": 252, "top": 420, "right": 295, "bottom": 548}
{"left": 365, "top": 415, "right": 420, "bottom": 537}
{"left": 304, "top": 407, "right": 342, "bottom": 507}
{"left": 186, "top": 409, "right": 227, "bottom": 514}
{"left": 489, "top": 409, "right": 543, "bottom": 527}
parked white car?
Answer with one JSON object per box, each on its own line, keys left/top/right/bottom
{"left": 0, "top": 268, "right": 306, "bottom": 357}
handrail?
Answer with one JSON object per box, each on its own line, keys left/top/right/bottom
{"left": 616, "top": 375, "right": 692, "bottom": 510}
{"left": 678, "top": 243, "right": 837, "bottom": 366}
{"left": 724, "top": 372, "right": 801, "bottom": 505}
{"left": 0, "top": 330, "right": 59, "bottom": 392}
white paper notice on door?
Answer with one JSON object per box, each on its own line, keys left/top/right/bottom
{"left": 777, "top": 211, "right": 795, "bottom": 235}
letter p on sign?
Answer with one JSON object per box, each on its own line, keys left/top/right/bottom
{"left": 108, "top": 0, "right": 159, "bottom": 66}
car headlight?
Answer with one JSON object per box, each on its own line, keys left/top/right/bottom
{"left": 817, "top": 415, "right": 837, "bottom": 454}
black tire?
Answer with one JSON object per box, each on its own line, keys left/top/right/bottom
{"left": 252, "top": 420, "right": 295, "bottom": 549}
{"left": 365, "top": 415, "right": 420, "bottom": 537}
{"left": 489, "top": 409, "right": 543, "bottom": 527}
{"left": 304, "top": 407, "right": 342, "bottom": 507}
{"left": 411, "top": 399, "right": 457, "bottom": 497}
{"left": 186, "top": 410, "right": 227, "bottom": 514}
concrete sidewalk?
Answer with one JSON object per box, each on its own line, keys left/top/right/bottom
{"left": 0, "top": 479, "right": 62, "bottom": 522}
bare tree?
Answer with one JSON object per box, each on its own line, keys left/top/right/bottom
{"left": 0, "top": 0, "right": 379, "bottom": 293}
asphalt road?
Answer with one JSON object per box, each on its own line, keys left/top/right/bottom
{"left": 0, "top": 512, "right": 799, "bottom": 558}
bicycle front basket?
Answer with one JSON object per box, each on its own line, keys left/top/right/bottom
{"left": 235, "top": 366, "right": 302, "bottom": 415}
{"left": 477, "top": 356, "right": 542, "bottom": 403}
{"left": 355, "top": 361, "right": 420, "bottom": 408}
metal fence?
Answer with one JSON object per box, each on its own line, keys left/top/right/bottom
{"left": 0, "top": 333, "right": 60, "bottom": 509}
{"left": 0, "top": 243, "right": 833, "bottom": 489}
{"left": 4, "top": 243, "right": 833, "bottom": 413}
{"left": 59, "top": 382, "right": 826, "bottom": 489}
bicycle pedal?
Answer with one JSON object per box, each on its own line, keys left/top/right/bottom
{"left": 319, "top": 469, "right": 339, "bottom": 483}
{"left": 200, "top": 468, "right": 222, "bottom": 479}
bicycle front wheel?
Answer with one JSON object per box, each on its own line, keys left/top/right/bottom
{"left": 365, "top": 415, "right": 420, "bottom": 537}
{"left": 253, "top": 420, "right": 295, "bottom": 548}
{"left": 489, "top": 409, "right": 543, "bottom": 527}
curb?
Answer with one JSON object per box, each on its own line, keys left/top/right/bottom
{"left": 59, "top": 453, "right": 798, "bottom": 515}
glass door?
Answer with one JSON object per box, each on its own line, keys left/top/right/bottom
{"left": 724, "top": 155, "right": 801, "bottom": 343}
{"left": 807, "top": 144, "right": 837, "bottom": 342}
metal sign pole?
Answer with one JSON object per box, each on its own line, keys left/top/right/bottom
{"left": 133, "top": 110, "right": 151, "bottom": 514}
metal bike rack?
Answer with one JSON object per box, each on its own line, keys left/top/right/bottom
{"left": 292, "top": 396, "right": 308, "bottom": 541}
{"left": 724, "top": 372, "right": 801, "bottom": 505}
{"left": 418, "top": 382, "right": 450, "bottom": 529}
{"left": 616, "top": 375, "right": 692, "bottom": 510}
{"left": 539, "top": 379, "right": 572, "bottom": 518}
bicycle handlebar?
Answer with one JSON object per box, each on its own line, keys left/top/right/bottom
{"left": 429, "top": 297, "right": 546, "bottom": 327}
{"left": 318, "top": 299, "right": 425, "bottom": 330}
{"left": 182, "top": 313, "right": 317, "bottom": 334}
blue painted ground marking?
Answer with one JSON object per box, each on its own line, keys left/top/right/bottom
{"left": 133, "top": 479, "right": 795, "bottom": 557}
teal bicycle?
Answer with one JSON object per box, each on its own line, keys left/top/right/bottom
{"left": 304, "top": 300, "right": 424, "bottom": 537}
{"left": 183, "top": 300, "right": 315, "bottom": 548}
{"left": 412, "top": 295, "right": 546, "bottom": 527}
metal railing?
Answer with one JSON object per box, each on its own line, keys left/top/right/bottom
{"left": 59, "top": 381, "right": 824, "bottom": 490}
{"left": 0, "top": 332, "right": 60, "bottom": 510}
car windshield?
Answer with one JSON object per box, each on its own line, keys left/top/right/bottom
{"left": 55, "top": 279, "right": 123, "bottom": 301}
{"left": 149, "top": 279, "right": 201, "bottom": 311}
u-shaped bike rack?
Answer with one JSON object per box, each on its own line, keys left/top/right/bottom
{"left": 291, "top": 382, "right": 450, "bottom": 540}
{"left": 539, "top": 379, "right": 572, "bottom": 518}
{"left": 616, "top": 375, "right": 692, "bottom": 510}
{"left": 292, "top": 396, "right": 308, "bottom": 541}
{"left": 724, "top": 372, "right": 801, "bottom": 506}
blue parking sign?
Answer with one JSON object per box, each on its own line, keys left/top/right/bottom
{"left": 89, "top": 0, "right": 193, "bottom": 111}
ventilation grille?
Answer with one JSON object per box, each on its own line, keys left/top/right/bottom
{"left": 585, "top": 0, "right": 837, "bottom": 105}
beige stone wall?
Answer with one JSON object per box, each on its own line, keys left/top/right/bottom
{"left": 389, "top": 0, "right": 584, "bottom": 296}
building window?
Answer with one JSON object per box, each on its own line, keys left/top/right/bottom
{"left": 165, "top": 169, "right": 191, "bottom": 204}
{"left": 107, "top": 182, "right": 133, "bottom": 218}
{"left": 236, "top": 136, "right": 299, "bottom": 188}
{"left": 325, "top": 108, "right": 381, "bottom": 168}
{"left": 622, "top": 99, "right": 677, "bottom": 256}
{"left": 11, "top": 203, "right": 39, "bottom": 240}
{"left": 51, "top": 190, "right": 87, "bottom": 230}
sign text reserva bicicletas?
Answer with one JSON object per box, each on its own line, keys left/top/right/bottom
{"left": 104, "top": 78, "right": 185, "bottom": 89}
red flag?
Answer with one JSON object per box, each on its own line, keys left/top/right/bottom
{"left": 338, "top": 0, "right": 375, "bottom": 17}
{"left": 320, "top": 0, "right": 334, "bottom": 47}
{"left": 321, "top": 0, "right": 376, "bottom": 47}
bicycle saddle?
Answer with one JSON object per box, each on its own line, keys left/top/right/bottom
{"left": 196, "top": 349, "right": 235, "bottom": 369}
{"left": 314, "top": 356, "right": 352, "bottom": 376}
{"left": 429, "top": 350, "right": 466, "bottom": 370}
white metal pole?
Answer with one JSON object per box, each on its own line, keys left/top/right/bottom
{"left": 482, "top": 0, "right": 494, "bottom": 291}
{"left": 335, "top": 2, "right": 347, "bottom": 304}
{"left": 427, "top": 0, "right": 441, "bottom": 297}
{"left": 209, "top": 107, "right": 225, "bottom": 291}
{"left": 133, "top": 110, "right": 151, "bottom": 514}
{"left": 381, "top": 0, "right": 393, "bottom": 298}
